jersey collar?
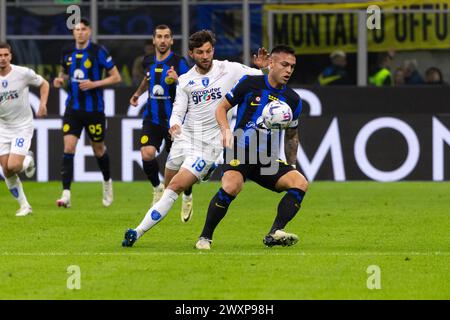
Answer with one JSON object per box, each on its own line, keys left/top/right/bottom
{"left": 264, "top": 74, "right": 286, "bottom": 92}
{"left": 75, "top": 40, "right": 91, "bottom": 52}
{"left": 155, "top": 52, "right": 173, "bottom": 64}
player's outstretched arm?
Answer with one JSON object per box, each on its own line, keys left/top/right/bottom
{"left": 37, "top": 79, "right": 49, "bottom": 118}
{"left": 169, "top": 83, "right": 189, "bottom": 136}
{"left": 79, "top": 66, "right": 122, "bottom": 91}
{"left": 130, "top": 76, "right": 148, "bottom": 106}
{"left": 284, "top": 127, "right": 299, "bottom": 168}
{"left": 53, "top": 69, "right": 67, "bottom": 88}
{"left": 216, "top": 99, "right": 233, "bottom": 148}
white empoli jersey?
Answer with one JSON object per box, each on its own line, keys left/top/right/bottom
{"left": 170, "top": 60, "right": 262, "bottom": 156}
{"left": 0, "top": 64, "right": 43, "bottom": 128}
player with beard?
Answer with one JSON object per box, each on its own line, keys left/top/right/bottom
{"left": 129, "top": 25, "right": 192, "bottom": 221}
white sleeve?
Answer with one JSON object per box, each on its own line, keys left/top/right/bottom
{"left": 25, "top": 67, "right": 44, "bottom": 87}
{"left": 169, "top": 83, "right": 189, "bottom": 127}
{"left": 229, "top": 61, "right": 263, "bottom": 79}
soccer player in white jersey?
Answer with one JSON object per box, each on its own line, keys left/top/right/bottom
{"left": 122, "top": 30, "right": 269, "bottom": 247}
{"left": 0, "top": 42, "right": 49, "bottom": 216}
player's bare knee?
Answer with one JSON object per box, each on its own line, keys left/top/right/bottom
{"left": 63, "top": 146, "right": 76, "bottom": 154}
{"left": 166, "top": 182, "right": 184, "bottom": 195}
{"left": 292, "top": 173, "right": 308, "bottom": 191}
{"left": 92, "top": 144, "right": 106, "bottom": 157}
{"left": 141, "top": 148, "right": 156, "bottom": 161}
{"left": 222, "top": 175, "right": 243, "bottom": 196}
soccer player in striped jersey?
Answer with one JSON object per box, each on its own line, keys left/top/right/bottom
{"left": 53, "top": 18, "right": 122, "bottom": 208}
{"left": 129, "top": 25, "right": 193, "bottom": 221}
{"left": 195, "top": 45, "right": 309, "bottom": 249}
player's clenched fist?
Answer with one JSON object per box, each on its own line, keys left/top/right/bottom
{"left": 221, "top": 128, "right": 233, "bottom": 149}
{"left": 53, "top": 77, "right": 65, "bottom": 88}
{"left": 166, "top": 66, "right": 178, "bottom": 83}
{"left": 169, "top": 124, "right": 181, "bottom": 139}
{"left": 130, "top": 94, "right": 139, "bottom": 106}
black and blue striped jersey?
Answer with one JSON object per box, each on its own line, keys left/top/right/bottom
{"left": 142, "top": 52, "right": 190, "bottom": 128}
{"left": 61, "top": 41, "right": 115, "bottom": 113}
{"left": 225, "top": 75, "right": 302, "bottom": 151}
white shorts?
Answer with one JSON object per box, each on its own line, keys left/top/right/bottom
{"left": 166, "top": 138, "right": 222, "bottom": 180}
{"left": 0, "top": 125, "right": 34, "bottom": 156}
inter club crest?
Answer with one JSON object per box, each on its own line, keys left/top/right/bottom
{"left": 202, "top": 77, "right": 209, "bottom": 88}
{"left": 2, "top": 80, "right": 7, "bottom": 88}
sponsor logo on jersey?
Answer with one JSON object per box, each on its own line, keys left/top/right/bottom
{"left": 71, "top": 69, "right": 85, "bottom": 82}
{"left": 0, "top": 90, "right": 19, "bottom": 103}
{"left": 76, "top": 54, "right": 84, "bottom": 59}
{"left": 202, "top": 77, "right": 209, "bottom": 88}
{"left": 2, "top": 80, "right": 8, "bottom": 88}
{"left": 250, "top": 96, "right": 261, "bottom": 106}
{"left": 191, "top": 87, "right": 222, "bottom": 105}
{"left": 150, "top": 84, "right": 170, "bottom": 100}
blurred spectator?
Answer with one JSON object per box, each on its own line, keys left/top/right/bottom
{"left": 132, "top": 40, "right": 154, "bottom": 85}
{"left": 425, "top": 67, "right": 446, "bottom": 85}
{"left": 317, "top": 50, "right": 351, "bottom": 85}
{"left": 368, "top": 51, "right": 394, "bottom": 86}
{"left": 403, "top": 59, "right": 424, "bottom": 85}
{"left": 394, "top": 67, "right": 405, "bottom": 86}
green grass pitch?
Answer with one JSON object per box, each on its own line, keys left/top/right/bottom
{"left": 0, "top": 181, "right": 449, "bottom": 299}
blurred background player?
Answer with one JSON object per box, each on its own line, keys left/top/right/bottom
{"left": 0, "top": 42, "right": 49, "bottom": 216}
{"left": 131, "top": 40, "right": 154, "bottom": 86}
{"left": 195, "top": 45, "right": 308, "bottom": 250}
{"left": 129, "top": 25, "right": 193, "bottom": 221}
{"left": 122, "top": 30, "right": 270, "bottom": 247}
{"left": 53, "top": 18, "right": 122, "bottom": 208}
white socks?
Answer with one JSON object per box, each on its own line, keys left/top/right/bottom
{"left": 136, "top": 188, "right": 179, "bottom": 238}
{"left": 5, "top": 174, "right": 29, "bottom": 207}
{"left": 20, "top": 154, "right": 32, "bottom": 173}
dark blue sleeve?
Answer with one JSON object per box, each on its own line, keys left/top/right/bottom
{"left": 225, "top": 75, "right": 250, "bottom": 106}
{"left": 293, "top": 97, "right": 302, "bottom": 120}
{"left": 178, "top": 58, "right": 190, "bottom": 75}
{"left": 98, "top": 46, "right": 115, "bottom": 70}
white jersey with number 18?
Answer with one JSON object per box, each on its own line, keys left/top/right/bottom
{"left": 0, "top": 64, "right": 43, "bottom": 129}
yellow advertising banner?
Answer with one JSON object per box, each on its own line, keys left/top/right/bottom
{"left": 263, "top": 0, "right": 450, "bottom": 54}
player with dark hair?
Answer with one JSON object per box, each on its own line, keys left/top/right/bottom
{"left": 53, "top": 18, "right": 122, "bottom": 208}
{"left": 129, "top": 24, "right": 194, "bottom": 220}
{"left": 195, "top": 45, "right": 309, "bottom": 249}
{"left": 122, "top": 30, "right": 270, "bottom": 247}
{"left": 0, "top": 42, "right": 49, "bottom": 216}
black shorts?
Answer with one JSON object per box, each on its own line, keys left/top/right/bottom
{"left": 63, "top": 110, "right": 106, "bottom": 142}
{"left": 222, "top": 158, "right": 295, "bottom": 192}
{"left": 140, "top": 120, "right": 172, "bottom": 152}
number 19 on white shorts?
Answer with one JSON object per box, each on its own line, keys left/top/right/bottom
{"left": 182, "top": 156, "right": 215, "bottom": 180}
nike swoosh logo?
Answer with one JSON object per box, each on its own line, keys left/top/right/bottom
{"left": 250, "top": 102, "right": 261, "bottom": 106}
{"left": 215, "top": 203, "right": 225, "bottom": 209}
